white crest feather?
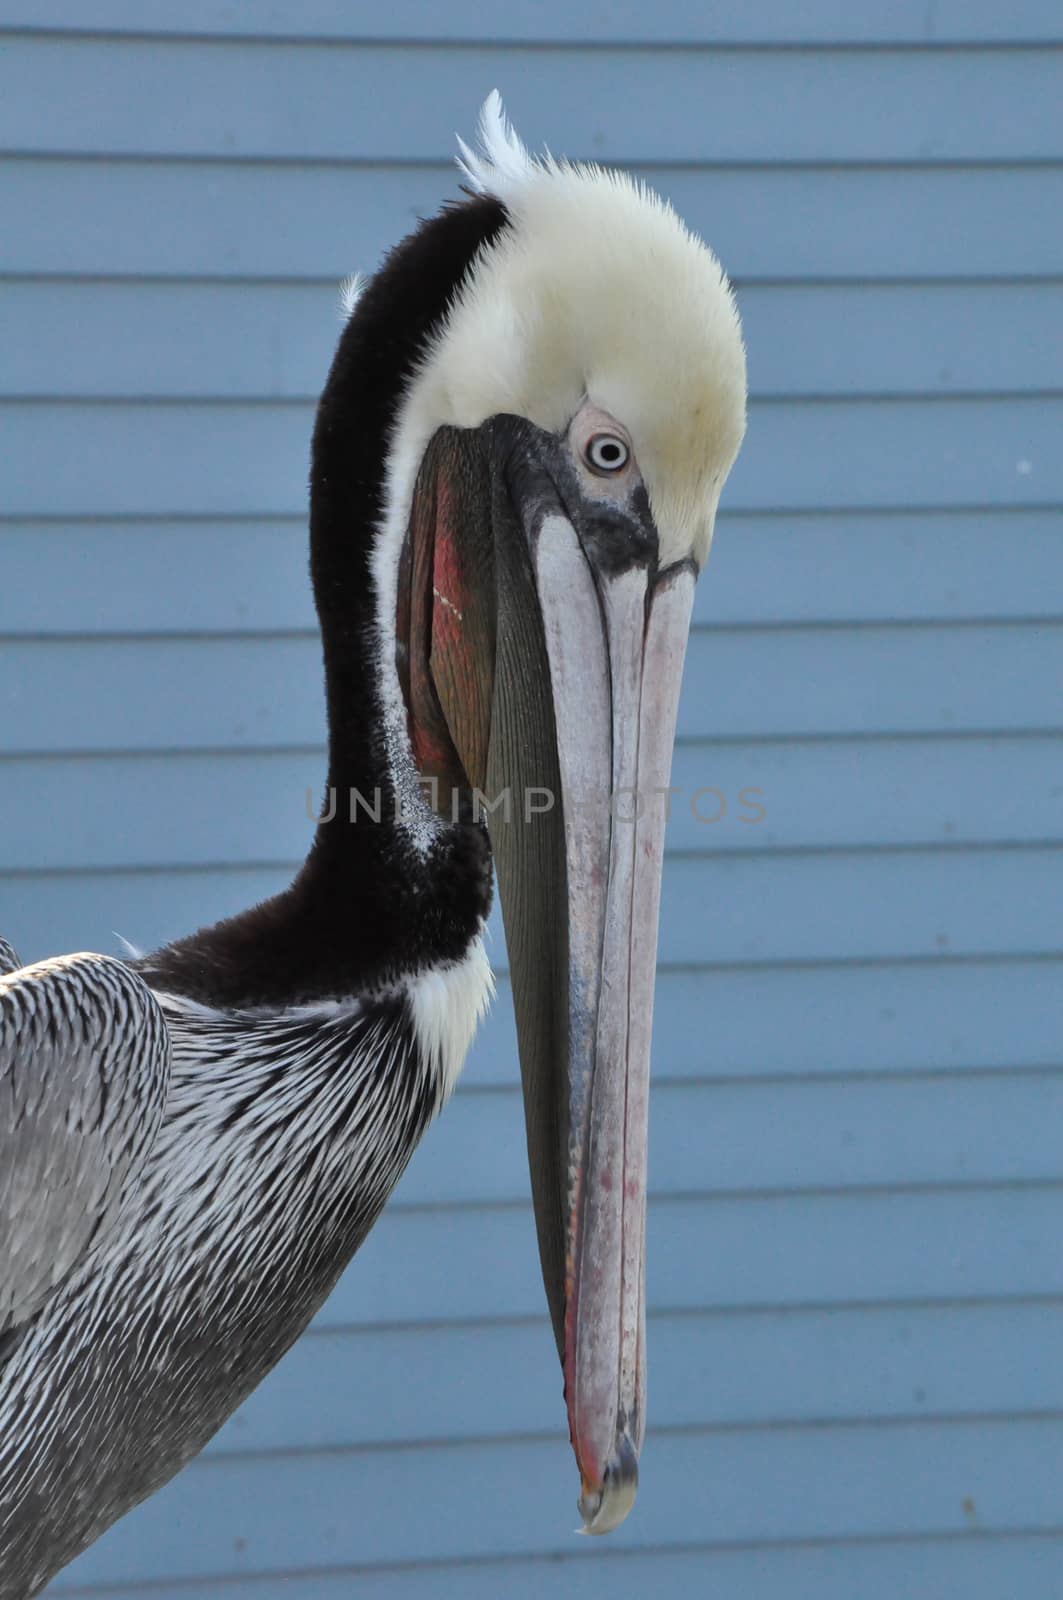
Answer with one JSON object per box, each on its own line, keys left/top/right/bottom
{"left": 338, "top": 272, "right": 364, "bottom": 321}
{"left": 455, "top": 90, "right": 542, "bottom": 199}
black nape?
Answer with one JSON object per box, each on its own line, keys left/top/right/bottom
{"left": 140, "top": 193, "right": 510, "bottom": 1009}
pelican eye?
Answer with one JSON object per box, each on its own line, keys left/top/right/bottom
{"left": 584, "top": 434, "right": 630, "bottom": 475}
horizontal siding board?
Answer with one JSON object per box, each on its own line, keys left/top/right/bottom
{"left": 338, "top": 1072, "right": 1063, "bottom": 1209}
{"left": 51, "top": 1537, "right": 1063, "bottom": 1600}
{"left": 50, "top": 1416, "right": 1063, "bottom": 1584}
{"left": 638, "top": 959, "right": 1063, "bottom": 1083}
{"left": 0, "top": 895, "right": 1057, "bottom": 1086}
{"left": 4, "top": 396, "right": 1061, "bottom": 518}
{"left": 2, "top": 510, "right": 1061, "bottom": 635}
{"left": 652, "top": 846, "right": 1063, "bottom": 965}
{"left": 740, "top": 395, "right": 1063, "bottom": 513}
{"left": 322, "top": 1187, "right": 1063, "bottom": 1325}
{"left": 0, "top": 521, "right": 320, "bottom": 635}
{"left": 3, "top": 735, "right": 1061, "bottom": 871}
{"left": 707, "top": 510, "right": 1063, "bottom": 626}
{"left": 4, "top": 40, "right": 1063, "bottom": 163}
{"left": 4, "top": 847, "right": 1062, "bottom": 971}
{"left": 4, "top": 160, "right": 1063, "bottom": 281}
{"left": 7, "top": 281, "right": 1063, "bottom": 400}
{"left": 0, "top": 280, "right": 343, "bottom": 403}
{"left": 0, "top": 908, "right": 1057, "bottom": 1084}
{"left": 402, "top": 1074, "right": 1063, "bottom": 1203}
{"left": 472, "top": 960, "right": 1063, "bottom": 1089}
{"left": 0, "top": 522, "right": 321, "bottom": 635}
{"left": 0, "top": 751, "right": 325, "bottom": 871}
{"left": 662, "top": 736, "right": 1063, "bottom": 853}
{"left": 7, "top": 1, "right": 1063, "bottom": 44}
{"left": 4, "top": 624, "right": 1060, "bottom": 755}
{"left": 0, "top": 637, "right": 328, "bottom": 754}
{"left": 677, "top": 623, "right": 1063, "bottom": 739}
{"left": 208, "top": 1301, "right": 1063, "bottom": 1452}
{"left": 741, "top": 281, "right": 1063, "bottom": 398}
{"left": 0, "top": 865, "right": 292, "bottom": 963}
{"left": 10, "top": 1, "right": 1063, "bottom": 45}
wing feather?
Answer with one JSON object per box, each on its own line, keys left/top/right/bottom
{"left": 0, "top": 950, "right": 171, "bottom": 1333}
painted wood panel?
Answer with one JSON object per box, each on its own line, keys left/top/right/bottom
{"left": 1, "top": 18, "right": 1059, "bottom": 1600}
{"left": 0, "top": 903, "right": 1057, "bottom": 1086}
{"left": 4, "top": 39, "right": 1062, "bottom": 163}
{"left": 203, "top": 1301, "right": 1063, "bottom": 1452}
{"left": 45, "top": 1417, "right": 1063, "bottom": 1584}
{"left": 347, "top": 1073, "right": 1063, "bottom": 1205}
{"left": 5, "top": 623, "right": 1060, "bottom": 754}
{"left": 4, "top": 845, "right": 1061, "bottom": 981}
{"left": 5, "top": 0, "right": 1063, "bottom": 44}
{"left": 7, "top": 927, "right": 1051, "bottom": 1099}
{"left": 6, "top": 281, "right": 1063, "bottom": 400}
{"left": 47, "top": 1537, "right": 1063, "bottom": 1600}
{"left": 2, "top": 735, "right": 1060, "bottom": 871}
{"left": 319, "top": 1186, "right": 1063, "bottom": 1324}
{"left": 5, "top": 160, "right": 1062, "bottom": 281}
{"left": 5, "top": 396, "right": 1059, "bottom": 517}
{"left": 8, "top": 278, "right": 1063, "bottom": 400}
{"left": 3, "top": 510, "right": 1060, "bottom": 634}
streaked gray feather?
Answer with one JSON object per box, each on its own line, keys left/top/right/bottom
{"left": 0, "top": 951, "right": 171, "bottom": 1335}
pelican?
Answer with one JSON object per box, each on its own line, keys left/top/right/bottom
{"left": 0, "top": 96, "right": 746, "bottom": 1595}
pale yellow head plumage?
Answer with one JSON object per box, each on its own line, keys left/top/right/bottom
{"left": 391, "top": 92, "right": 747, "bottom": 567}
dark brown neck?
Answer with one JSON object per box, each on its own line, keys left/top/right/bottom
{"left": 139, "top": 195, "right": 510, "bottom": 1009}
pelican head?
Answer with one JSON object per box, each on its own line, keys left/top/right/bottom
{"left": 321, "top": 94, "right": 746, "bottom": 1533}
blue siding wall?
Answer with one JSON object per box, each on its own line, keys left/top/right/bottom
{"left": 1, "top": 8, "right": 1062, "bottom": 1596}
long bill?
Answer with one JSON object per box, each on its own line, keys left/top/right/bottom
{"left": 407, "top": 419, "right": 696, "bottom": 1534}
{"left": 483, "top": 431, "right": 696, "bottom": 1534}
{"left": 540, "top": 529, "right": 692, "bottom": 1532}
